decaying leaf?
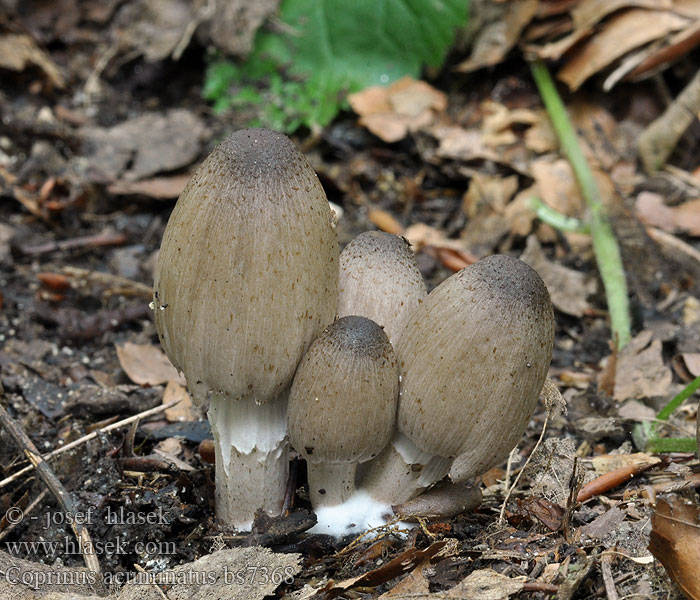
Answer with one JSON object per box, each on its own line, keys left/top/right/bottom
{"left": 678, "top": 353, "right": 700, "bottom": 377}
{"left": 107, "top": 174, "right": 191, "bottom": 199}
{"left": 531, "top": 158, "right": 585, "bottom": 217}
{"left": 81, "top": 110, "right": 209, "bottom": 182}
{"left": 649, "top": 497, "right": 700, "bottom": 600}
{"left": 348, "top": 77, "right": 447, "bottom": 143}
{"left": 481, "top": 101, "right": 538, "bottom": 148}
{"left": 591, "top": 452, "right": 661, "bottom": 475}
{"left": 443, "top": 568, "right": 526, "bottom": 599}
{"left": 613, "top": 331, "right": 673, "bottom": 401}
{"left": 456, "top": 0, "right": 538, "bottom": 72}
{"left": 580, "top": 506, "right": 627, "bottom": 541}
{"left": 163, "top": 380, "right": 198, "bottom": 421}
{"left": 429, "top": 125, "right": 500, "bottom": 163}
{"left": 636, "top": 192, "right": 700, "bottom": 237}
{"left": 0, "top": 33, "right": 65, "bottom": 88}
{"left": 116, "top": 342, "right": 185, "bottom": 386}
{"left": 520, "top": 236, "right": 596, "bottom": 317}
{"left": 379, "top": 560, "right": 431, "bottom": 598}
{"left": 557, "top": 9, "right": 688, "bottom": 90}
{"left": 321, "top": 541, "right": 447, "bottom": 598}
{"left": 118, "top": 547, "right": 301, "bottom": 600}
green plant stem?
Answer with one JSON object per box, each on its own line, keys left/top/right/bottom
{"left": 644, "top": 375, "right": 700, "bottom": 453}
{"left": 528, "top": 196, "right": 590, "bottom": 233}
{"left": 529, "top": 60, "right": 631, "bottom": 349}
{"left": 646, "top": 437, "right": 698, "bottom": 453}
{"left": 656, "top": 374, "right": 700, "bottom": 422}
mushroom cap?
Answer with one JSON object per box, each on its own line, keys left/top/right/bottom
{"left": 288, "top": 315, "right": 399, "bottom": 464}
{"left": 396, "top": 254, "right": 554, "bottom": 461}
{"left": 154, "top": 128, "right": 339, "bottom": 404}
{"left": 338, "top": 232, "right": 426, "bottom": 345}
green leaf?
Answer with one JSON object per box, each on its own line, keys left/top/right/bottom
{"left": 280, "top": 0, "right": 466, "bottom": 92}
{"left": 203, "top": 0, "right": 469, "bottom": 132}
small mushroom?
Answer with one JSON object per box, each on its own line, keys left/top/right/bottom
{"left": 287, "top": 316, "right": 399, "bottom": 508}
{"left": 337, "top": 231, "right": 426, "bottom": 345}
{"left": 362, "top": 255, "right": 554, "bottom": 504}
{"left": 153, "top": 128, "right": 339, "bottom": 529}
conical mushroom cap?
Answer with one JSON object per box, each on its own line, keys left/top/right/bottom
{"left": 288, "top": 316, "right": 399, "bottom": 464}
{"left": 338, "top": 232, "right": 426, "bottom": 345}
{"left": 154, "top": 128, "right": 339, "bottom": 404}
{"left": 396, "top": 255, "right": 554, "bottom": 462}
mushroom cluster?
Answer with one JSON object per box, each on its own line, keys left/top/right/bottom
{"left": 154, "top": 127, "right": 555, "bottom": 535}
{"left": 153, "top": 128, "right": 338, "bottom": 530}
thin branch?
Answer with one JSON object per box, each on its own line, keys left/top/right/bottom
{"left": 0, "top": 385, "right": 101, "bottom": 576}
{"left": 0, "top": 399, "right": 182, "bottom": 491}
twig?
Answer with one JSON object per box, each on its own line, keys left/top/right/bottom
{"left": 638, "top": 69, "right": 700, "bottom": 173}
{"left": 0, "top": 385, "right": 101, "bottom": 576}
{"left": 0, "top": 399, "right": 181, "bottom": 491}
{"left": 20, "top": 231, "right": 127, "bottom": 256}
{"left": 133, "top": 564, "right": 168, "bottom": 599}
{"left": 62, "top": 266, "right": 153, "bottom": 299}
{"left": 530, "top": 60, "right": 631, "bottom": 350}
{"left": 601, "top": 552, "right": 619, "bottom": 600}
{"left": 0, "top": 489, "right": 49, "bottom": 542}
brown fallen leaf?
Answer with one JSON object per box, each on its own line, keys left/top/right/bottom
{"left": 531, "top": 158, "right": 585, "bottom": 217}
{"left": 524, "top": 110, "right": 558, "bottom": 153}
{"left": 348, "top": 77, "right": 447, "bottom": 143}
{"left": 163, "top": 381, "right": 198, "bottom": 422}
{"left": 107, "top": 174, "right": 191, "bottom": 199}
{"left": 591, "top": 452, "right": 661, "bottom": 475}
{"left": 379, "top": 560, "right": 430, "bottom": 598}
{"left": 456, "top": 0, "right": 539, "bottom": 72}
{"left": 558, "top": 8, "right": 688, "bottom": 90}
{"left": 520, "top": 236, "right": 597, "bottom": 317}
{"left": 443, "top": 569, "right": 526, "bottom": 599}
{"left": 613, "top": 330, "right": 673, "bottom": 401}
{"left": 580, "top": 506, "right": 628, "bottom": 542}
{"left": 578, "top": 455, "right": 661, "bottom": 502}
{"left": 403, "top": 223, "right": 478, "bottom": 266}
{"left": 481, "top": 101, "right": 539, "bottom": 148}
{"left": 649, "top": 497, "right": 700, "bottom": 600}
{"left": 321, "top": 540, "right": 447, "bottom": 598}
{"left": 635, "top": 192, "right": 700, "bottom": 236}
{"left": 367, "top": 207, "right": 404, "bottom": 235}
{"left": 679, "top": 353, "right": 700, "bottom": 377}
{"left": 429, "top": 125, "right": 500, "bottom": 163}
{"left": 0, "top": 33, "right": 65, "bottom": 88}
{"left": 526, "top": 0, "right": 671, "bottom": 61}
{"left": 81, "top": 110, "right": 209, "bottom": 182}
{"left": 116, "top": 342, "right": 185, "bottom": 386}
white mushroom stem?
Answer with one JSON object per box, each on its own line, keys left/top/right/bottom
{"left": 306, "top": 462, "right": 357, "bottom": 508}
{"left": 360, "top": 432, "right": 452, "bottom": 504}
{"left": 208, "top": 392, "right": 289, "bottom": 531}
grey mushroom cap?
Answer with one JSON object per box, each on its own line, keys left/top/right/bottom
{"left": 153, "top": 128, "right": 339, "bottom": 405}
{"left": 396, "top": 254, "right": 555, "bottom": 461}
{"left": 288, "top": 315, "right": 399, "bottom": 464}
{"left": 338, "top": 231, "right": 426, "bottom": 345}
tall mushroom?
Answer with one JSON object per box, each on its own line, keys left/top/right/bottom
{"left": 288, "top": 316, "right": 398, "bottom": 509}
{"left": 153, "top": 128, "right": 339, "bottom": 530}
{"left": 337, "top": 232, "right": 426, "bottom": 345}
{"left": 362, "top": 255, "right": 554, "bottom": 504}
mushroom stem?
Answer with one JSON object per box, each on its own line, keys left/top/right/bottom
{"left": 208, "top": 392, "right": 289, "bottom": 530}
{"left": 360, "top": 432, "right": 452, "bottom": 504}
{"left": 307, "top": 462, "right": 357, "bottom": 508}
